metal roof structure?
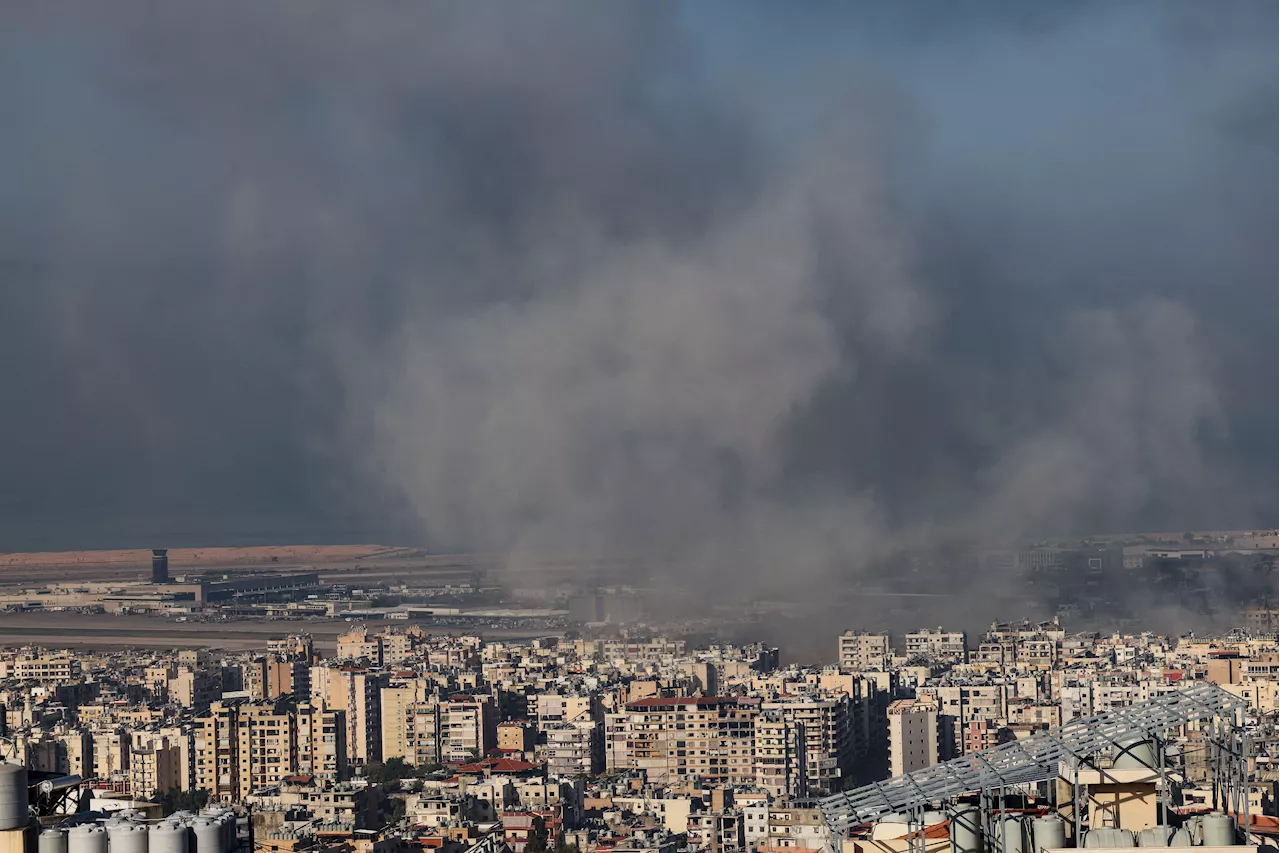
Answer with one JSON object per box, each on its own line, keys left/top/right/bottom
{"left": 820, "top": 681, "right": 1246, "bottom": 835}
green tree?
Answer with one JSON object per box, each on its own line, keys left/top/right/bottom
{"left": 365, "top": 757, "right": 426, "bottom": 784}
{"left": 526, "top": 817, "right": 549, "bottom": 853}
{"left": 155, "top": 788, "right": 210, "bottom": 814}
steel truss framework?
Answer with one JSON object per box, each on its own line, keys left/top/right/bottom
{"left": 819, "top": 681, "right": 1247, "bottom": 836}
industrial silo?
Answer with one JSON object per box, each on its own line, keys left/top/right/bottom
{"left": 0, "top": 763, "right": 29, "bottom": 830}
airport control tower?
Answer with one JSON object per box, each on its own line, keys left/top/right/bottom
{"left": 151, "top": 548, "right": 169, "bottom": 583}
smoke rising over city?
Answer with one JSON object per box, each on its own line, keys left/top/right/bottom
{"left": 0, "top": 2, "right": 1274, "bottom": 622}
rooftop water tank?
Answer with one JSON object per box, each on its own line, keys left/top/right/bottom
{"left": 952, "top": 806, "right": 983, "bottom": 853}
{"left": 108, "top": 821, "right": 150, "bottom": 853}
{"left": 67, "top": 825, "right": 108, "bottom": 853}
{"left": 0, "top": 763, "right": 28, "bottom": 830}
{"left": 150, "top": 822, "right": 188, "bottom": 853}
{"left": 1202, "top": 813, "right": 1236, "bottom": 847}
{"left": 1136, "top": 826, "right": 1173, "bottom": 847}
{"left": 1031, "top": 816, "right": 1067, "bottom": 852}
{"left": 40, "top": 829, "right": 69, "bottom": 853}
{"left": 1112, "top": 736, "right": 1157, "bottom": 771}
{"left": 1084, "top": 828, "right": 1135, "bottom": 848}
{"left": 1003, "top": 817, "right": 1028, "bottom": 853}
{"left": 218, "top": 814, "right": 235, "bottom": 852}
{"left": 192, "top": 819, "right": 222, "bottom": 853}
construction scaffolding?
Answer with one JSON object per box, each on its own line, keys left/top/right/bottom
{"left": 819, "top": 681, "right": 1252, "bottom": 849}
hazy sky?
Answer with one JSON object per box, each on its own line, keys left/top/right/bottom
{"left": 0, "top": 1, "right": 1274, "bottom": 563}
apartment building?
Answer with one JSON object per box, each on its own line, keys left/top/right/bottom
{"left": 243, "top": 658, "right": 270, "bottom": 701}
{"left": 1016, "top": 639, "right": 1058, "bottom": 670}
{"left": 157, "top": 726, "right": 194, "bottom": 791}
{"left": 611, "top": 696, "right": 760, "bottom": 785}
{"left": 887, "top": 699, "right": 937, "bottom": 777}
{"left": 310, "top": 665, "right": 386, "bottom": 765}
{"left": 766, "top": 807, "right": 826, "bottom": 851}
{"left": 195, "top": 701, "right": 256, "bottom": 801}
{"left": 440, "top": 695, "right": 497, "bottom": 762}
{"left": 240, "top": 656, "right": 300, "bottom": 701}
{"left": 838, "top": 632, "right": 891, "bottom": 672}
{"left": 268, "top": 635, "right": 315, "bottom": 663}
{"left": 917, "top": 684, "right": 1006, "bottom": 757}
{"left": 296, "top": 702, "right": 347, "bottom": 784}
{"left": 128, "top": 734, "right": 182, "bottom": 797}
{"left": 761, "top": 694, "right": 854, "bottom": 795}
{"left": 3, "top": 656, "right": 82, "bottom": 683}
{"left": 534, "top": 693, "right": 598, "bottom": 729}
{"left": 195, "top": 699, "right": 347, "bottom": 802}
{"left": 903, "top": 630, "right": 969, "bottom": 664}
{"left": 91, "top": 727, "right": 130, "bottom": 784}
{"left": 600, "top": 639, "right": 687, "bottom": 663}
{"left": 144, "top": 665, "right": 176, "bottom": 701}
{"left": 235, "top": 699, "right": 296, "bottom": 795}
{"left": 171, "top": 669, "right": 221, "bottom": 710}
{"left": 604, "top": 711, "right": 630, "bottom": 774}
{"left": 545, "top": 721, "right": 599, "bottom": 777}
{"left": 381, "top": 679, "right": 441, "bottom": 767}
{"left": 336, "top": 629, "right": 383, "bottom": 666}
{"left": 380, "top": 630, "right": 415, "bottom": 667}
{"left": 755, "top": 712, "right": 808, "bottom": 801}
{"left": 381, "top": 683, "right": 495, "bottom": 766}
{"left": 498, "top": 721, "right": 536, "bottom": 753}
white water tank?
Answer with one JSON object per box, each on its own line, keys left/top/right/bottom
{"left": 108, "top": 821, "right": 150, "bottom": 853}
{"left": 1083, "top": 828, "right": 1134, "bottom": 848}
{"left": 1168, "top": 828, "right": 1193, "bottom": 847}
{"left": 40, "top": 829, "right": 69, "bottom": 853}
{"left": 870, "top": 815, "right": 909, "bottom": 842}
{"left": 952, "top": 806, "right": 983, "bottom": 853}
{"left": 1002, "top": 817, "right": 1027, "bottom": 853}
{"left": 225, "top": 813, "right": 239, "bottom": 851}
{"left": 192, "top": 819, "right": 222, "bottom": 853}
{"left": 68, "top": 825, "right": 108, "bottom": 853}
{"left": 1031, "top": 816, "right": 1067, "bottom": 852}
{"left": 1136, "top": 826, "right": 1173, "bottom": 847}
{"left": 1112, "top": 736, "right": 1157, "bottom": 771}
{"left": 1202, "top": 813, "right": 1236, "bottom": 846}
{"left": 150, "top": 822, "right": 188, "bottom": 853}
{"left": 0, "top": 763, "right": 28, "bottom": 830}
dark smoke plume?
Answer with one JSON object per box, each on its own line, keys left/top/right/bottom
{"left": 0, "top": 2, "right": 1274, "bottom": 630}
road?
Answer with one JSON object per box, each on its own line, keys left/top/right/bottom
{"left": 0, "top": 612, "right": 562, "bottom": 653}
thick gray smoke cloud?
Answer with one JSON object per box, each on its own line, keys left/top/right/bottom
{"left": 0, "top": 1, "right": 1274, "bottom": 618}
